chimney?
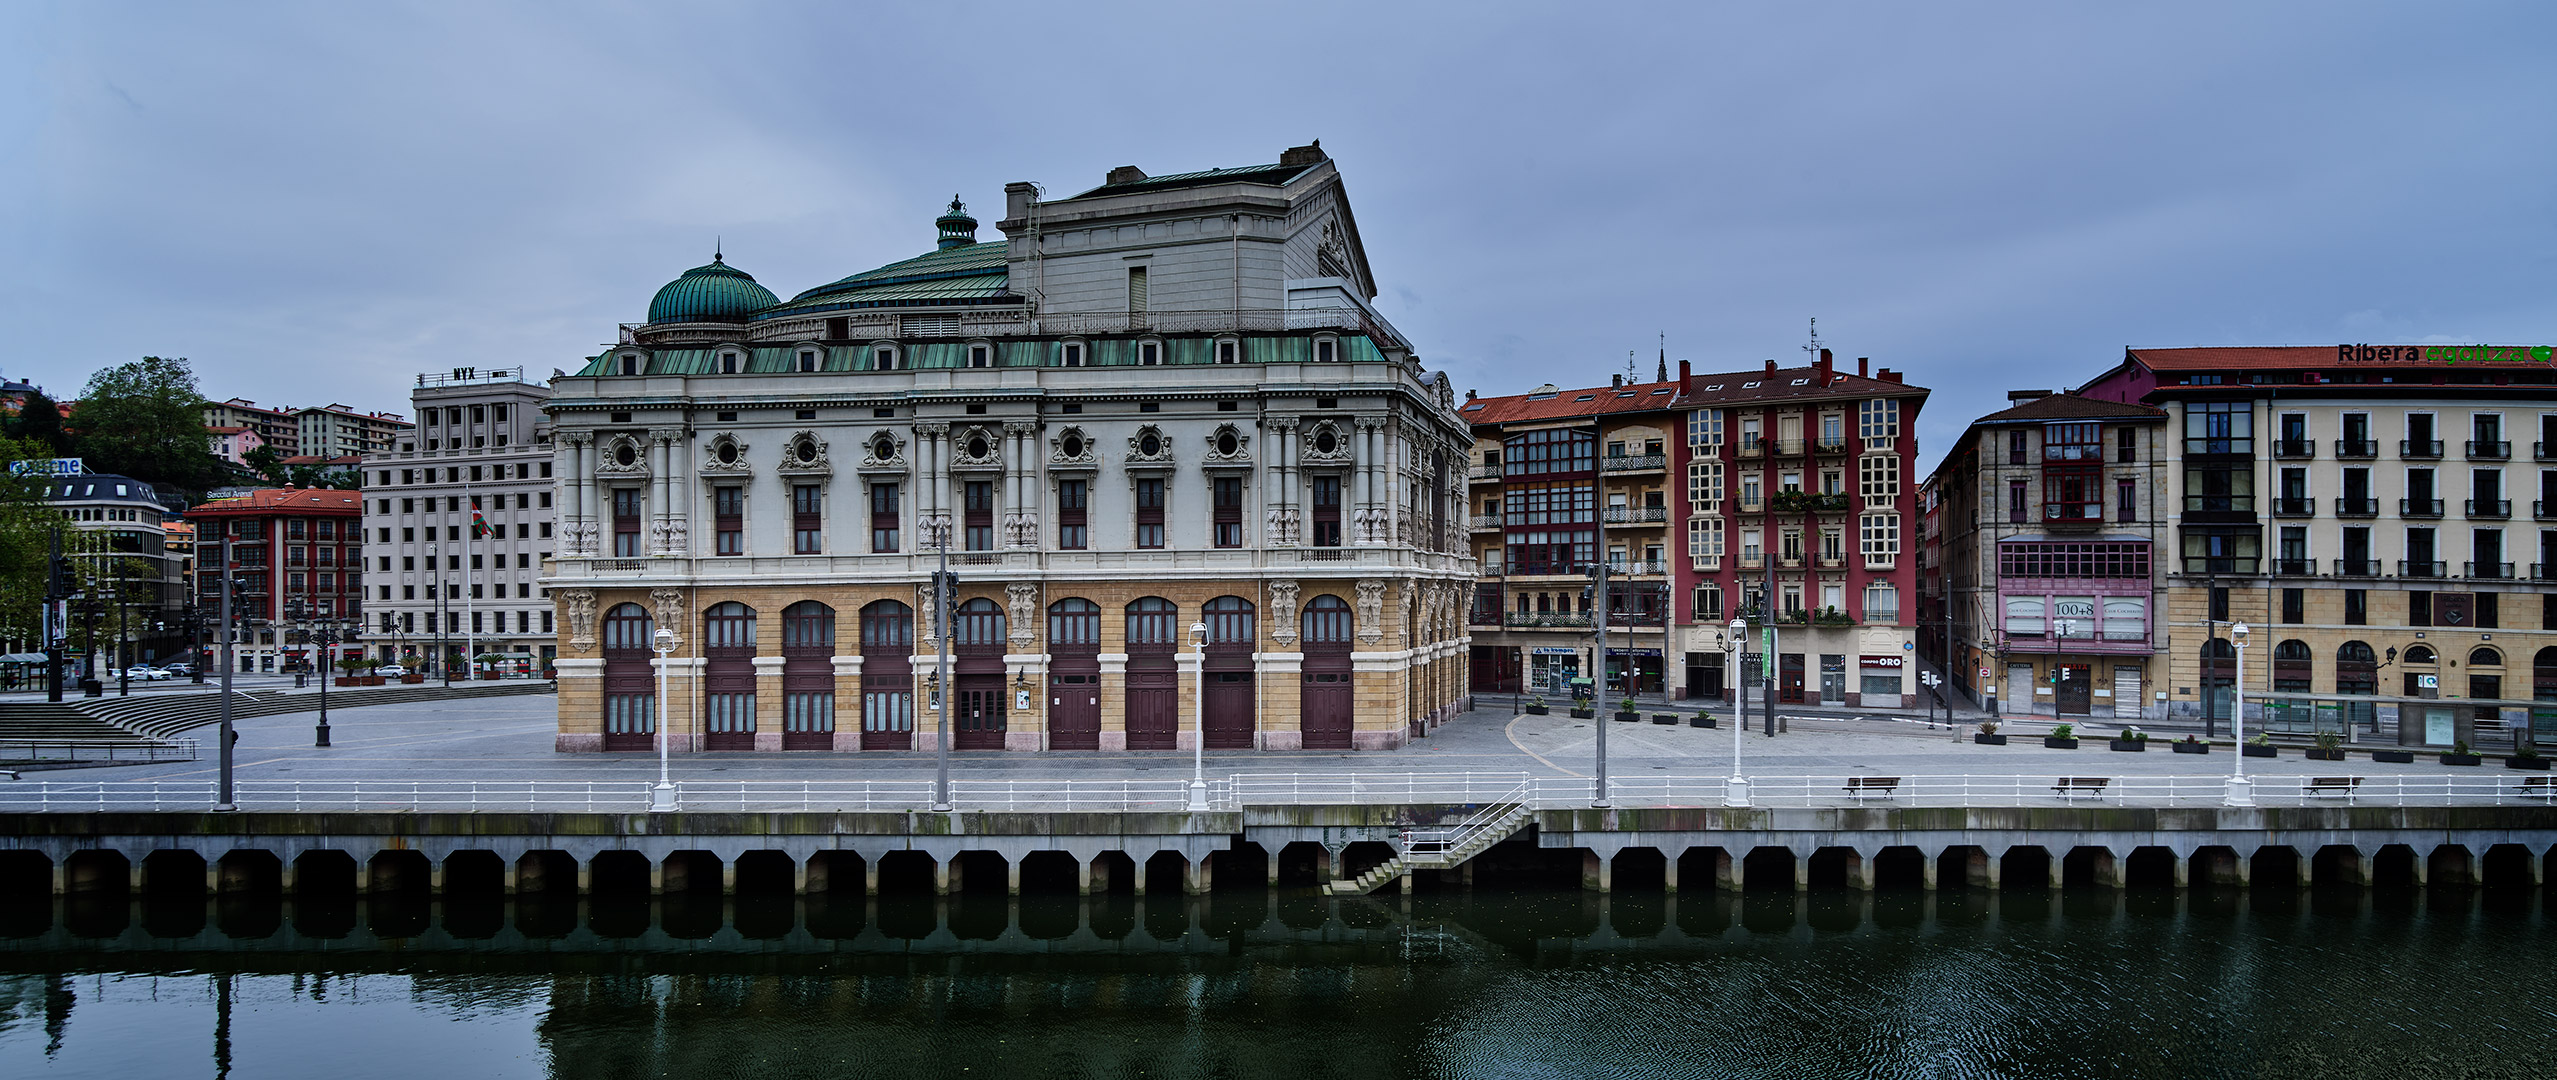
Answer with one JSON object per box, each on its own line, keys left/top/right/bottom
{"left": 1879, "top": 369, "right": 1903, "bottom": 384}
{"left": 1678, "top": 359, "right": 1692, "bottom": 396}
{"left": 1278, "top": 140, "right": 1327, "bottom": 167}
{"left": 1857, "top": 356, "right": 1869, "bottom": 378}
{"left": 1464, "top": 389, "right": 1477, "bottom": 402}
{"left": 1105, "top": 165, "right": 1148, "bottom": 186}
{"left": 2007, "top": 389, "right": 2055, "bottom": 402}
{"left": 1611, "top": 373, "right": 1624, "bottom": 388}
{"left": 1817, "top": 348, "right": 1834, "bottom": 384}
{"left": 1765, "top": 358, "right": 1778, "bottom": 372}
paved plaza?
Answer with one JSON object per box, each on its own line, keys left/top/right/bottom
{"left": 33, "top": 693, "right": 2497, "bottom": 789}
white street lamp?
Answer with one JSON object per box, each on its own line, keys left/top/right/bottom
{"left": 650, "top": 626, "right": 677, "bottom": 812}
{"left": 2226, "top": 622, "right": 2253, "bottom": 807}
{"left": 1724, "top": 618, "right": 1750, "bottom": 806}
{"left": 1188, "top": 620, "right": 1210, "bottom": 811}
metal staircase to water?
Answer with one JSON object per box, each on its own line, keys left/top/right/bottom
{"left": 1326, "top": 786, "right": 1534, "bottom": 895}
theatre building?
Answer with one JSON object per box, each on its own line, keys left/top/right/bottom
{"left": 543, "top": 145, "right": 1476, "bottom": 752}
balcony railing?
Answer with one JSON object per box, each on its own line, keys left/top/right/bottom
{"left": 2334, "top": 439, "right": 2379, "bottom": 459}
{"left": 2540, "top": 500, "right": 2557, "bottom": 521}
{"left": 1468, "top": 609, "right": 1501, "bottom": 626}
{"left": 1736, "top": 438, "right": 1764, "bottom": 459}
{"left": 1469, "top": 515, "right": 1502, "bottom": 530}
{"left": 2540, "top": 441, "right": 2557, "bottom": 462}
{"left": 1771, "top": 439, "right": 1807, "bottom": 457}
{"left": 1468, "top": 465, "right": 1502, "bottom": 482}
{"left": 2535, "top": 563, "right": 2557, "bottom": 581}
{"left": 2400, "top": 498, "right": 2443, "bottom": 517}
{"left": 1769, "top": 492, "right": 1852, "bottom": 514}
{"left": 2399, "top": 559, "right": 2446, "bottom": 578}
{"left": 2466, "top": 440, "right": 2511, "bottom": 460}
{"left": 2043, "top": 502, "right": 2104, "bottom": 525}
{"left": 1813, "top": 438, "right": 1850, "bottom": 455}
{"left": 2465, "top": 561, "right": 2514, "bottom": 579}
{"left": 2270, "top": 558, "right": 2317, "bottom": 576}
{"left": 2333, "top": 558, "right": 2381, "bottom": 577}
{"left": 2336, "top": 497, "right": 2378, "bottom": 517}
{"left": 1736, "top": 497, "right": 1765, "bottom": 514}
{"left": 2466, "top": 498, "right": 2510, "bottom": 518}
{"left": 1601, "top": 453, "right": 1665, "bottom": 473}
{"left": 2181, "top": 557, "right": 2259, "bottom": 574}
{"left": 2272, "top": 497, "right": 2316, "bottom": 516}
{"left": 1601, "top": 506, "right": 1668, "bottom": 524}
{"left": 2184, "top": 496, "right": 2256, "bottom": 514}
{"left": 1737, "top": 553, "right": 1766, "bottom": 570}
{"left": 2402, "top": 439, "right": 2443, "bottom": 459}
{"left": 1604, "top": 560, "right": 1670, "bottom": 577}
{"left": 2271, "top": 440, "right": 2316, "bottom": 459}
{"left": 1505, "top": 612, "right": 1592, "bottom": 628}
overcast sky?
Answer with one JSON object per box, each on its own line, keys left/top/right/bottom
{"left": 5, "top": 2, "right": 2551, "bottom": 472}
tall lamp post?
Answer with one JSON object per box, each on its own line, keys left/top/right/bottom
{"left": 1188, "top": 620, "right": 1210, "bottom": 811}
{"left": 2226, "top": 622, "right": 2253, "bottom": 807}
{"left": 1724, "top": 618, "right": 1749, "bottom": 806}
{"left": 650, "top": 626, "right": 677, "bottom": 812}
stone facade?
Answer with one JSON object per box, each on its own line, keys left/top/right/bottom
{"left": 544, "top": 146, "right": 1474, "bottom": 753}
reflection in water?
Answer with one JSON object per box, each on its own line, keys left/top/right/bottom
{"left": 0, "top": 885, "right": 2549, "bottom": 1079}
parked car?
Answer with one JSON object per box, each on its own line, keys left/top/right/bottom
{"left": 161, "top": 662, "right": 198, "bottom": 677}
{"left": 374, "top": 664, "right": 408, "bottom": 677}
{"left": 123, "top": 665, "right": 172, "bottom": 681}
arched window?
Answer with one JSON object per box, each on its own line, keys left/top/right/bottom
{"left": 704, "top": 602, "right": 756, "bottom": 649}
{"left": 601, "top": 603, "right": 656, "bottom": 742}
{"left": 2406, "top": 644, "right": 2437, "bottom": 665}
{"left": 1303, "top": 595, "right": 1353, "bottom": 646}
{"left": 954, "top": 597, "right": 1005, "bottom": 648}
{"left": 603, "top": 603, "right": 654, "bottom": 651}
{"left": 2274, "top": 640, "right": 2312, "bottom": 662}
{"left": 2470, "top": 646, "right": 2503, "bottom": 667}
{"left": 2273, "top": 638, "right": 2312, "bottom": 692}
{"left": 1048, "top": 599, "right": 1099, "bottom": 648}
{"left": 860, "top": 600, "right": 912, "bottom": 651}
{"left": 1126, "top": 597, "right": 1177, "bottom": 648}
{"left": 2336, "top": 641, "right": 2379, "bottom": 695}
{"left": 1205, "top": 595, "right": 1255, "bottom": 647}
{"left": 2338, "top": 641, "right": 2379, "bottom": 665}
{"left": 783, "top": 601, "right": 834, "bottom": 651}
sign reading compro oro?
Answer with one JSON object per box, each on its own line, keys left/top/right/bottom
{"left": 2338, "top": 343, "right": 2554, "bottom": 364}
{"left": 1860, "top": 655, "right": 1903, "bottom": 669}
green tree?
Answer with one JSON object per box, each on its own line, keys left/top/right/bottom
{"left": 5, "top": 389, "right": 73, "bottom": 457}
{"left": 0, "top": 435, "right": 69, "bottom": 647}
{"left": 241, "top": 444, "right": 287, "bottom": 485}
{"left": 70, "top": 356, "right": 226, "bottom": 496}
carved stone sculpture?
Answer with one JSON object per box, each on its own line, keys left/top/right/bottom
{"left": 649, "top": 589, "right": 684, "bottom": 645}
{"left": 1356, "top": 579, "right": 1386, "bottom": 645}
{"left": 1006, "top": 582, "right": 1039, "bottom": 647}
{"left": 562, "top": 590, "right": 598, "bottom": 648}
{"left": 1268, "top": 580, "right": 1301, "bottom": 648}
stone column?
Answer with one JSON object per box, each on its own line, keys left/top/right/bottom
{"left": 1844, "top": 849, "right": 1874, "bottom": 891}
{"left": 751, "top": 655, "right": 785, "bottom": 751}
{"left": 1918, "top": 848, "right": 1941, "bottom": 891}
{"left": 1710, "top": 848, "right": 1736, "bottom": 892}
{"left": 1006, "top": 857, "right": 1022, "bottom": 897}
{"left": 1661, "top": 851, "right": 1680, "bottom": 894}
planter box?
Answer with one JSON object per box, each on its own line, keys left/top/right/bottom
{"left": 2242, "top": 744, "right": 2278, "bottom": 758}
{"left": 2108, "top": 739, "right": 2147, "bottom": 752}
{"left": 2370, "top": 749, "right": 2415, "bottom": 764}
{"left": 2439, "top": 753, "right": 2481, "bottom": 766}
{"left": 1689, "top": 715, "right": 1715, "bottom": 728}
{"left": 2505, "top": 756, "right": 2550, "bottom": 770}
{"left": 362, "top": 676, "right": 387, "bottom": 686}
{"left": 2306, "top": 748, "right": 2347, "bottom": 761}
{"left": 2042, "top": 737, "right": 2078, "bottom": 749}
{"left": 400, "top": 674, "right": 426, "bottom": 684}
{"left": 2171, "top": 741, "right": 2210, "bottom": 755}
{"left": 1974, "top": 733, "right": 2007, "bottom": 745}
{"left": 334, "top": 677, "right": 361, "bottom": 687}
{"left": 1651, "top": 713, "right": 1680, "bottom": 725}
{"left": 480, "top": 673, "right": 505, "bottom": 681}
{"left": 1613, "top": 711, "right": 1641, "bottom": 723}
{"left": 1524, "top": 705, "right": 1549, "bottom": 715}
{"left": 1568, "top": 708, "right": 1595, "bottom": 719}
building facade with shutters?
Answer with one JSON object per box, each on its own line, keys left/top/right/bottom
{"left": 1922, "top": 391, "right": 2170, "bottom": 720}
{"left": 2076, "top": 345, "right": 2557, "bottom": 750}
{"left": 357, "top": 369, "right": 557, "bottom": 675}
{"left": 542, "top": 145, "right": 1476, "bottom": 753}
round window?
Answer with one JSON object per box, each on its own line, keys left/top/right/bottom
{"left": 716, "top": 441, "right": 738, "bottom": 465}
{"left": 614, "top": 443, "right": 636, "bottom": 467}
{"left": 1062, "top": 434, "right": 1084, "bottom": 458}
{"left": 1315, "top": 430, "right": 1337, "bottom": 454}
{"left": 1140, "top": 434, "right": 1161, "bottom": 456}
{"left": 1217, "top": 431, "right": 1239, "bottom": 456}
{"left": 968, "top": 436, "right": 989, "bottom": 458}
{"left": 873, "top": 436, "right": 894, "bottom": 459}
{"left": 795, "top": 440, "right": 817, "bottom": 463}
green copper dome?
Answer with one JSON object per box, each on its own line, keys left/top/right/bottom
{"left": 646, "top": 254, "right": 779, "bottom": 324}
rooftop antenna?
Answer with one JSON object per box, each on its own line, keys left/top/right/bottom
{"left": 1626, "top": 350, "right": 1637, "bottom": 382}
{"left": 1802, "top": 317, "right": 1822, "bottom": 361}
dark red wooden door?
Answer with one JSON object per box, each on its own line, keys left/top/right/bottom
{"left": 1126, "top": 661, "right": 1178, "bottom": 750}
{"left": 955, "top": 679, "right": 1006, "bottom": 749}
{"left": 1048, "top": 671, "right": 1100, "bottom": 750}
{"left": 1205, "top": 668, "right": 1255, "bottom": 749}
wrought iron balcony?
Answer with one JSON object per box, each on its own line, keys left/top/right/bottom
{"left": 2465, "top": 561, "right": 2514, "bottom": 579}
{"left": 2466, "top": 498, "right": 2510, "bottom": 519}
{"left": 1601, "top": 506, "right": 1668, "bottom": 524}
{"left": 2333, "top": 558, "right": 2381, "bottom": 577}
{"left": 2466, "top": 440, "right": 2511, "bottom": 460}
{"left": 2401, "top": 439, "right": 2443, "bottom": 459}
{"left": 1813, "top": 437, "right": 1850, "bottom": 455}
{"left": 2400, "top": 498, "right": 2443, "bottom": 517}
{"left": 2535, "top": 563, "right": 2557, "bottom": 581}
{"left": 2272, "top": 439, "right": 2316, "bottom": 459}
{"left": 2398, "top": 559, "right": 2446, "bottom": 578}
{"left": 1468, "top": 464, "right": 1503, "bottom": 482}
{"left": 2271, "top": 497, "right": 2316, "bottom": 517}
{"left": 2334, "top": 439, "right": 2379, "bottom": 459}
{"left": 2335, "top": 497, "right": 2379, "bottom": 517}
{"left": 2270, "top": 558, "right": 2317, "bottom": 576}
{"left": 1770, "top": 439, "right": 1808, "bottom": 457}
{"left": 1469, "top": 515, "right": 1502, "bottom": 531}
{"left": 1505, "top": 612, "right": 1592, "bottom": 628}
{"left": 1601, "top": 453, "right": 1665, "bottom": 473}
{"left": 2539, "top": 500, "right": 2557, "bottom": 521}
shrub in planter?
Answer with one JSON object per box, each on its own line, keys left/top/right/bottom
{"left": 1524, "top": 697, "right": 1549, "bottom": 716}
{"left": 1651, "top": 712, "right": 1680, "bottom": 725}
{"left": 1569, "top": 707, "right": 1596, "bottom": 719}
{"left": 2243, "top": 735, "right": 2278, "bottom": 759}
{"left": 2043, "top": 724, "right": 2078, "bottom": 750}
{"left": 2109, "top": 727, "right": 2149, "bottom": 752}
{"left": 2305, "top": 732, "right": 2347, "bottom": 761}
{"left": 2441, "top": 741, "right": 2481, "bottom": 766}
{"left": 2504, "top": 746, "right": 2547, "bottom": 770}
{"left": 1975, "top": 721, "right": 2007, "bottom": 746}
{"left": 2171, "top": 736, "right": 2210, "bottom": 755}
{"left": 2370, "top": 749, "right": 2415, "bottom": 764}
{"left": 1614, "top": 698, "right": 1641, "bottom": 722}
{"left": 1689, "top": 711, "right": 1715, "bottom": 728}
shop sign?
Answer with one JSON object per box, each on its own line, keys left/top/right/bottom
{"left": 1861, "top": 655, "right": 1903, "bottom": 669}
{"left": 1531, "top": 647, "right": 1578, "bottom": 656}
{"left": 2338, "top": 343, "right": 2554, "bottom": 364}
{"left": 1608, "top": 648, "right": 1664, "bottom": 658}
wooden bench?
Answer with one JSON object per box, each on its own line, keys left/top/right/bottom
{"left": 1843, "top": 776, "right": 1901, "bottom": 798}
{"left": 2051, "top": 777, "right": 2110, "bottom": 797}
{"left": 2304, "top": 776, "right": 2363, "bottom": 797}
{"left": 2520, "top": 775, "right": 2557, "bottom": 799}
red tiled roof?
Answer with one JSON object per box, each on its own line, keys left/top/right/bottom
{"left": 185, "top": 488, "right": 363, "bottom": 515}
{"left": 1463, "top": 380, "right": 1685, "bottom": 426}
{"left": 1683, "top": 365, "right": 1923, "bottom": 407}
{"left": 1974, "top": 393, "right": 2164, "bottom": 424}
{"left": 1463, "top": 363, "right": 1926, "bottom": 428}
{"left": 2126, "top": 346, "right": 2340, "bottom": 371}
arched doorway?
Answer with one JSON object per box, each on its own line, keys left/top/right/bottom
{"left": 1204, "top": 595, "right": 1257, "bottom": 749}
{"left": 1301, "top": 595, "right": 1354, "bottom": 749}
{"left": 953, "top": 598, "right": 1007, "bottom": 750}
{"left": 601, "top": 603, "right": 656, "bottom": 751}
{"left": 1047, "top": 599, "right": 1101, "bottom": 750}
{"left": 860, "top": 600, "right": 914, "bottom": 750}
{"left": 2336, "top": 640, "right": 2378, "bottom": 734}
{"left": 781, "top": 602, "right": 835, "bottom": 750}
{"left": 1125, "top": 598, "right": 1179, "bottom": 750}
{"left": 703, "top": 602, "right": 758, "bottom": 750}
{"left": 2269, "top": 639, "right": 2314, "bottom": 734}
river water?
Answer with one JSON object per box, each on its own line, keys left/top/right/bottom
{"left": 0, "top": 886, "right": 2549, "bottom": 1079}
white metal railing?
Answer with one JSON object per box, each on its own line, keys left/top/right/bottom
{"left": 0, "top": 772, "right": 2550, "bottom": 813}
{"left": 1401, "top": 783, "right": 1531, "bottom": 859}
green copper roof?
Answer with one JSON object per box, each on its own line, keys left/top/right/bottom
{"left": 647, "top": 255, "right": 780, "bottom": 324}
{"left": 759, "top": 242, "right": 1011, "bottom": 318}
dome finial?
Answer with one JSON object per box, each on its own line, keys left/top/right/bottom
{"left": 714, "top": 236, "right": 722, "bottom": 263}
{"left": 935, "top": 197, "right": 978, "bottom": 250}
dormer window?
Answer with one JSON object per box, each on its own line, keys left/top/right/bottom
{"left": 1315, "top": 338, "right": 1336, "bottom": 363}
{"left": 719, "top": 351, "right": 741, "bottom": 374}
{"left": 1140, "top": 341, "right": 1160, "bottom": 366}
{"left": 617, "top": 354, "right": 640, "bottom": 376}
{"left": 1217, "top": 340, "right": 1238, "bottom": 364}
{"left": 873, "top": 347, "right": 901, "bottom": 371}
{"left": 1062, "top": 343, "right": 1084, "bottom": 367}
{"left": 798, "top": 349, "right": 819, "bottom": 372}
{"left": 969, "top": 345, "right": 990, "bottom": 369}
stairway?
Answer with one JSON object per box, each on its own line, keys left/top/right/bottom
{"left": 1327, "top": 797, "right": 1535, "bottom": 896}
{"left": 0, "top": 702, "right": 164, "bottom": 748}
